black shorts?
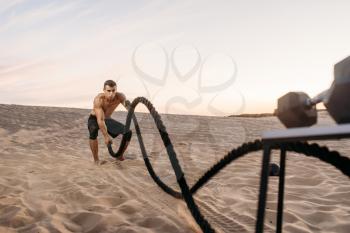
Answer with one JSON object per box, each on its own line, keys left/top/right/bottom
{"left": 87, "top": 114, "right": 132, "bottom": 140}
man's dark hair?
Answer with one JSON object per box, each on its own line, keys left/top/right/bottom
{"left": 104, "top": 80, "right": 116, "bottom": 89}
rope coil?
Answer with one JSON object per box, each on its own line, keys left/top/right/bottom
{"left": 109, "top": 96, "right": 350, "bottom": 233}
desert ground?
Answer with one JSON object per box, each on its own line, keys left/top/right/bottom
{"left": 0, "top": 104, "right": 349, "bottom": 233}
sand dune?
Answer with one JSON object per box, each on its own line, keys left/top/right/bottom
{"left": 0, "top": 104, "right": 349, "bottom": 232}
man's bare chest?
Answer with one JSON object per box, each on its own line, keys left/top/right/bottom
{"left": 101, "top": 100, "right": 120, "bottom": 112}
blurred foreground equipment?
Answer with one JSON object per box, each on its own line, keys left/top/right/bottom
{"left": 276, "top": 56, "right": 350, "bottom": 128}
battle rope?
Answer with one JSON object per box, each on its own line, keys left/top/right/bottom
{"left": 107, "top": 142, "right": 123, "bottom": 159}
{"left": 108, "top": 97, "right": 350, "bottom": 233}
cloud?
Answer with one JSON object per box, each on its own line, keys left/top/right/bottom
{"left": 0, "top": 58, "right": 47, "bottom": 76}
{"left": 0, "top": 0, "right": 26, "bottom": 15}
{"left": 0, "top": 0, "right": 349, "bottom": 114}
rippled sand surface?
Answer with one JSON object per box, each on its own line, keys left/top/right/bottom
{"left": 0, "top": 104, "right": 349, "bottom": 232}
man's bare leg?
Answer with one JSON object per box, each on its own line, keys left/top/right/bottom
{"left": 89, "top": 139, "right": 99, "bottom": 163}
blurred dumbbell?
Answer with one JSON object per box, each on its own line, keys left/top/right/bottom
{"left": 276, "top": 56, "right": 350, "bottom": 128}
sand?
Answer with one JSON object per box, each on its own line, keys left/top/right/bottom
{"left": 0, "top": 104, "right": 349, "bottom": 233}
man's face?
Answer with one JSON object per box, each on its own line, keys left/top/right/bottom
{"left": 103, "top": 85, "right": 116, "bottom": 100}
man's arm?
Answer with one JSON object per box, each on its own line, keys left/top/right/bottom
{"left": 119, "top": 93, "right": 129, "bottom": 109}
{"left": 93, "top": 96, "right": 110, "bottom": 143}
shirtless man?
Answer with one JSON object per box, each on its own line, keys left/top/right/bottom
{"left": 87, "top": 80, "right": 132, "bottom": 164}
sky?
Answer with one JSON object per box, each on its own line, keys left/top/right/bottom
{"left": 1, "top": 0, "right": 349, "bottom": 116}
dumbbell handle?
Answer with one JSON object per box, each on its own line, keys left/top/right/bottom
{"left": 306, "top": 89, "right": 329, "bottom": 107}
